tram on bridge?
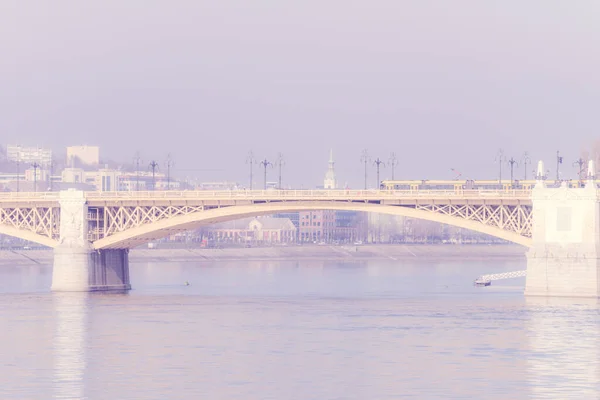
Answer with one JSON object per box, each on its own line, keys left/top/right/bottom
{"left": 380, "top": 179, "right": 584, "bottom": 192}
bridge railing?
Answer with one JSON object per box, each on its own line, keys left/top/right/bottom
{"left": 0, "top": 192, "right": 60, "bottom": 200}
{"left": 84, "top": 189, "right": 533, "bottom": 199}
{"left": 0, "top": 189, "right": 533, "bottom": 201}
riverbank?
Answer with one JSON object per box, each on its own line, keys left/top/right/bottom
{"left": 0, "top": 244, "right": 527, "bottom": 265}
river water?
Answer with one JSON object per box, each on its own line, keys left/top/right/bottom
{"left": 0, "top": 257, "right": 599, "bottom": 399}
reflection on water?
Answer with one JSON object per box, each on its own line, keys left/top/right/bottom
{"left": 53, "top": 293, "right": 87, "bottom": 400}
{"left": 525, "top": 297, "right": 600, "bottom": 399}
{"left": 2, "top": 259, "right": 600, "bottom": 398}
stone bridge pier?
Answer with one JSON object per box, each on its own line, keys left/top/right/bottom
{"left": 526, "top": 162, "right": 600, "bottom": 298}
{"left": 51, "top": 190, "right": 131, "bottom": 292}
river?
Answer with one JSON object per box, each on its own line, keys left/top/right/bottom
{"left": 0, "top": 258, "right": 598, "bottom": 399}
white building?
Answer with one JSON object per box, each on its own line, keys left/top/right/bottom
{"left": 6, "top": 145, "right": 52, "bottom": 166}
{"left": 249, "top": 217, "right": 297, "bottom": 243}
{"left": 99, "top": 168, "right": 121, "bottom": 191}
{"left": 201, "top": 216, "right": 297, "bottom": 244}
{"left": 24, "top": 167, "right": 49, "bottom": 183}
{"left": 66, "top": 145, "right": 99, "bottom": 166}
{"left": 62, "top": 168, "right": 85, "bottom": 184}
{"left": 82, "top": 168, "right": 123, "bottom": 191}
{"left": 323, "top": 149, "right": 337, "bottom": 189}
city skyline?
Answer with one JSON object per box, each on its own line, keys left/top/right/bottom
{"left": 0, "top": 142, "right": 596, "bottom": 190}
{"left": 0, "top": 141, "right": 600, "bottom": 188}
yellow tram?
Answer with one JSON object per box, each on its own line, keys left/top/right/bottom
{"left": 380, "top": 179, "right": 585, "bottom": 192}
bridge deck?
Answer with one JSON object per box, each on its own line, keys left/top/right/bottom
{"left": 0, "top": 189, "right": 532, "bottom": 206}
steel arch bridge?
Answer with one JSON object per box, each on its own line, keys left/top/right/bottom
{"left": 0, "top": 189, "right": 533, "bottom": 249}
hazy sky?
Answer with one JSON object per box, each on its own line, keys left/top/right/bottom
{"left": 1, "top": 1, "right": 599, "bottom": 187}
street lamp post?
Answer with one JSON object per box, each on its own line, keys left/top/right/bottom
{"left": 373, "top": 158, "right": 385, "bottom": 189}
{"left": 508, "top": 157, "right": 518, "bottom": 186}
{"left": 246, "top": 151, "right": 256, "bottom": 190}
{"left": 275, "top": 152, "right": 285, "bottom": 189}
{"left": 48, "top": 159, "right": 54, "bottom": 191}
{"left": 495, "top": 149, "right": 506, "bottom": 184}
{"left": 259, "top": 158, "right": 272, "bottom": 190}
{"left": 133, "top": 152, "right": 142, "bottom": 191}
{"left": 388, "top": 152, "right": 398, "bottom": 181}
{"left": 165, "top": 154, "right": 174, "bottom": 190}
{"left": 15, "top": 159, "right": 20, "bottom": 193}
{"left": 360, "top": 149, "right": 370, "bottom": 190}
{"left": 149, "top": 160, "right": 159, "bottom": 190}
{"left": 521, "top": 152, "right": 531, "bottom": 180}
{"left": 32, "top": 162, "right": 40, "bottom": 192}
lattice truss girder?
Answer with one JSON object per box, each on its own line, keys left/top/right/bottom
{"left": 0, "top": 207, "right": 60, "bottom": 240}
{"left": 93, "top": 203, "right": 533, "bottom": 239}
{"left": 414, "top": 204, "right": 532, "bottom": 237}
{"left": 97, "top": 205, "right": 206, "bottom": 237}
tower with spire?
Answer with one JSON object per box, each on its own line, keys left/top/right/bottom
{"left": 323, "top": 149, "right": 337, "bottom": 189}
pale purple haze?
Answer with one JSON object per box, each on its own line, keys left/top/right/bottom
{"left": 1, "top": 1, "right": 599, "bottom": 187}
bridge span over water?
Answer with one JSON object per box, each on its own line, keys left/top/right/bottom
{"left": 0, "top": 188, "right": 533, "bottom": 250}
{"left": 0, "top": 178, "right": 599, "bottom": 298}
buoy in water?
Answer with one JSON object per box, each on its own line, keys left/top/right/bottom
{"left": 184, "top": 281, "right": 190, "bottom": 286}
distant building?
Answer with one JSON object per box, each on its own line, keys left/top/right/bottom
{"left": 24, "top": 167, "right": 49, "bottom": 183}
{"left": 274, "top": 212, "right": 300, "bottom": 229}
{"left": 96, "top": 168, "right": 122, "bottom": 191}
{"left": 118, "top": 171, "right": 165, "bottom": 191}
{"left": 323, "top": 149, "right": 337, "bottom": 189}
{"left": 333, "top": 210, "right": 367, "bottom": 242}
{"left": 248, "top": 217, "right": 297, "bottom": 243}
{"left": 66, "top": 145, "right": 99, "bottom": 166}
{"left": 61, "top": 168, "right": 85, "bottom": 184}
{"left": 6, "top": 145, "right": 52, "bottom": 166}
{"left": 286, "top": 208, "right": 367, "bottom": 243}
{"left": 299, "top": 210, "right": 336, "bottom": 242}
{"left": 201, "top": 217, "right": 296, "bottom": 244}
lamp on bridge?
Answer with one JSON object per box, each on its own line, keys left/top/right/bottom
{"left": 148, "top": 160, "right": 159, "bottom": 191}
{"left": 32, "top": 162, "right": 41, "bottom": 193}
{"left": 508, "top": 157, "right": 518, "bottom": 186}
{"left": 259, "top": 158, "right": 273, "bottom": 190}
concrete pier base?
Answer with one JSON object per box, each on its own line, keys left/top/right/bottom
{"left": 52, "top": 248, "right": 131, "bottom": 292}
{"left": 525, "top": 178, "right": 600, "bottom": 298}
{"left": 51, "top": 189, "right": 131, "bottom": 292}
{"left": 525, "top": 246, "right": 600, "bottom": 297}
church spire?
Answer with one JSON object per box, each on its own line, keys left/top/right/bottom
{"left": 324, "top": 149, "right": 337, "bottom": 189}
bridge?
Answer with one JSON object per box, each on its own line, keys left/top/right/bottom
{"left": 0, "top": 188, "right": 534, "bottom": 249}
{"left": 2, "top": 161, "right": 600, "bottom": 298}
{"left": 0, "top": 188, "right": 532, "bottom": 291}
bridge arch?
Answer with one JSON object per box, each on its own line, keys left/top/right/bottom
{"left": 92, "top": 201, "right": 532, "bottom": 249}
{"left": 0, "top": 225, "right": 58, "bottom": 248}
